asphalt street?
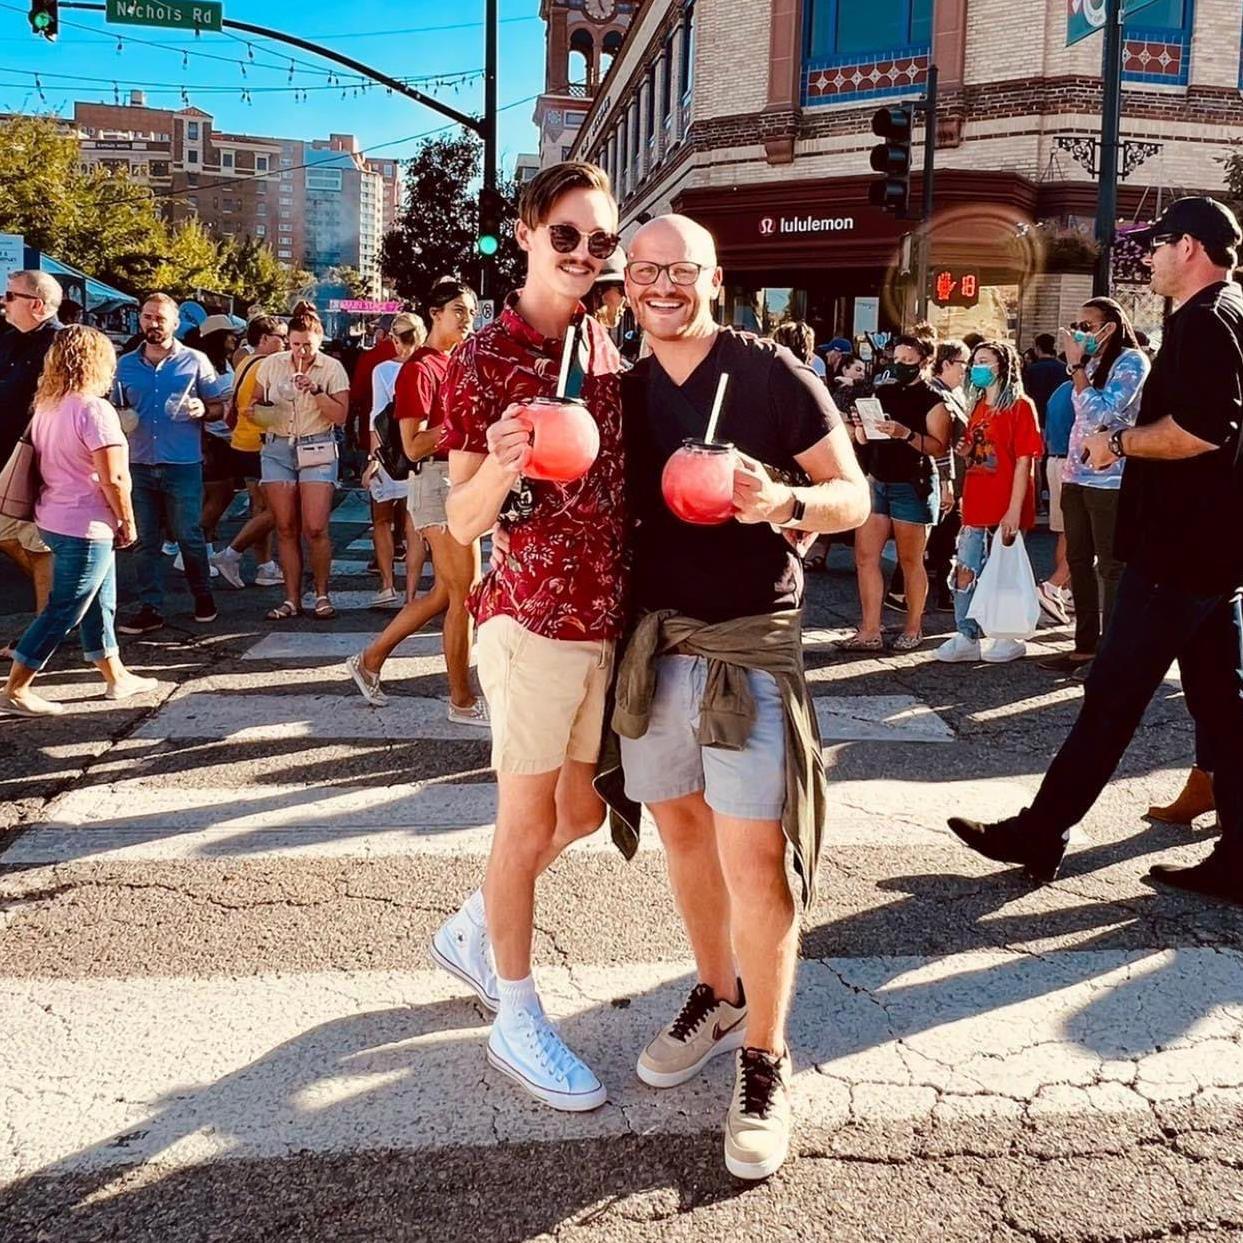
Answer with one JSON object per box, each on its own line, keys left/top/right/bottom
{"left": 2, "top": 491, "right": 1241, "bottom": 1243}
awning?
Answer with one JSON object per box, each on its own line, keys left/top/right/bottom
{"left": 34, "top": 254, "right": 138, "bottom": 311}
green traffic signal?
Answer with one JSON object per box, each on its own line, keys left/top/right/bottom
{"left": 33, "top": 10, "right": 49, "bottom": 25}
{"left": 477, "top": 234, "right": 499, "bottom": 257}
{"left": 28, "top": 0, "right": 58, "bottom": 39}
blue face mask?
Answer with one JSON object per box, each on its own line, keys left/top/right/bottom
{"left": 970, "top": 364, "right": 997, "bottom": 388}
{"left": 1072, "top": 330, "right": 1101, "bottom": 356}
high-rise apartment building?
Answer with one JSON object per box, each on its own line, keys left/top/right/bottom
{"left": 72, "top": 96, "right": 400, "bottom": 293}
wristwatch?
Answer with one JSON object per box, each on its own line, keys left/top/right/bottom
{"left": 1108, "top": 428, "right": 1127, "bottom": 459}
{"left": 778, "top": 493, "right": 807, "bottom": 528}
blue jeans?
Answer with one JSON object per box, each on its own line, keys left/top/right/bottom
{"left": 1022, "top": 569, "right": 1243, "bottom": 865}
{"left": 131, "top": 461, "right": 212, "bottom": 609}
{"left": 14, "top": 530, "right": 118, "bottom": 671}
{"left": 951, "top": 525, "right": 991, "bottom": 640}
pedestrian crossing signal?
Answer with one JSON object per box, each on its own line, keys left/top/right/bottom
{"left": 28, "top": 0, "right": 57, "bottom": 39}
{"left": 931, "top": 268, "right": 980, "bottom": 308}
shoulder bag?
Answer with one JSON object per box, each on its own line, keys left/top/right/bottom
{"left": 0, "top": 422, "right": 40, "bottom": 521}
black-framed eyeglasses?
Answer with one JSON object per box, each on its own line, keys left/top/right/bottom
{"left": 546, "top": 223, "right": 620, "bottom": 260}
{"left": 3, "top": 290, "right": 38, "bottom": 303}
{"left": 624, "top": 260, "right": 708, "bottom": 287}
{"left": 1148, "top": 233, "right": 1182, "bottom": 254}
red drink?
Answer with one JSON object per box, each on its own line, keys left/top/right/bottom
{"left": 661, "top": 439, "right": 736, "bottom": 525}
{"left": 514, "top": 397, "right": 600, "bottom": 483}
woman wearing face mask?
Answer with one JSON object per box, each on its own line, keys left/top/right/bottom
{"left": 1038, "top": 298, "right": 1149, "bottom": 677}
{"left": 345, "top": 279, "right": 488, "bottom": 727}
{"left": 256, "top": 304, "right": 352, "bottom": 621}
{"left": 936, "top": 342, "right": 1044, "bottom": 664}
{"left": 839, "top": 334, "right": 950, "bottom": 651}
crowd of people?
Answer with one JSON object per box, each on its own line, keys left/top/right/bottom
{"left": 1, "top": 164, "right": 1241, "bottom": 1184}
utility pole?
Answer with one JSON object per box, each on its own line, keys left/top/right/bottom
{"left": 914, "top": 64, "right": 938, "bottom": 323}
{"left": 480, "top": 0, "right": 498, "bottom": 301}
{"left": 1094, "top": 0, "right": 1124, "bottom": 297}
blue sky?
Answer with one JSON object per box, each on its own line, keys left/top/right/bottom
{"left": 0, "top": 0, "right": 544, "bottom": 175}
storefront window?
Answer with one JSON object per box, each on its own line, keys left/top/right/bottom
{"left": 805, "top": 0, "right": 932, "bottom": 61}
{"left": 680, "top": 4, "right": 694, "bottom": 99}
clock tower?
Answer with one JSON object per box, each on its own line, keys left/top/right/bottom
{"left": 532, "top": 0, "right": 636, "bottom": 171}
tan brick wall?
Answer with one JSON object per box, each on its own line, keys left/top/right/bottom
{"left": 694, "top": 1, "right": 770, "bottom": 119}
{"left": 1190, "top": 0, "right": 1242, "bottom": 89}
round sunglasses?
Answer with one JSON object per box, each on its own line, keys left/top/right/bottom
{"left": 546, "top": 223, "right": 621, "bottom": 260}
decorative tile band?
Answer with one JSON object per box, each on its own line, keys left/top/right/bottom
{"left": 1121, "top": 32, "right": 1189, "bottom": 86}
{"left": 803, "top": 44, "right": 930, "bottom": 107}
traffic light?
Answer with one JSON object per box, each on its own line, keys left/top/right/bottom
{"left": 868, "top": 105, "right": 912, "bottom": 215}
{"left": 476, "top": 186, "right": 502, "bottom": 258}
{"left": 28, "top": 0, "right": 57, "bottom": 40}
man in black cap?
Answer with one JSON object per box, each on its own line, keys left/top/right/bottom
{"left": 948, "top": 196, "right": 1243, "bottom": 905}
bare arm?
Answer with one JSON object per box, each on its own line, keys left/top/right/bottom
{"left": 1083, "top": 415, "right": 1219, "bottom": 470}
{"left": 312, "top": 389, "right": 350, "bottom": 427}
{"left": 399, "top": 419, "right": 444, "bottom": 463}
{"left": 446, "top": 449, "right": 518, "bottom": 545}
{"left": 92, "top": 443, "right": 135, "bottom": 537}
{"left": 735, "top": 424, "right": 871, "bottom": 533}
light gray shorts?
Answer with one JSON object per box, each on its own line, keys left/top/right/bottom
{"left": 620, "top": 654, "right": 787, "bottom": 821}
{"left": 408, "top": 459, "right": 450, "bottom": 531}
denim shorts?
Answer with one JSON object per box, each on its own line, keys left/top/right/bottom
{"left": 620, "top": 654, "right": 787, "bottom": 821}
{"left": 260, "top": 432, "right": 339, "bottom": 485}
{"left": 870, "top": 478, "right": 935, "bottom": 526}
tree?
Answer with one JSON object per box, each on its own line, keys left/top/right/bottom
{"left": 151, "top": 219, "right": 224, "bottom": 299}
{"left": 381, "top": 133, "right": 525, "bottom": 306}
{"left": 1223, "top": 150, "right": 1243, "bottom": 222}
{"left": 220, "top": 234, "right": 303, "bottom": 310}
{"left": 324, "top": 264, "right": 372, "bottom": 300}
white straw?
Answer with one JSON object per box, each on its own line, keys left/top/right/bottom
{"left": 556, "top": 325, "right": 576, "bottom": 397}
{"left": 704, "top": 372, "right": 730, "bottom": 443}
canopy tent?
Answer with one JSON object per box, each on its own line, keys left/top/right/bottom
{"left": 33, "top": 254, "right": 138, "bottom": 313}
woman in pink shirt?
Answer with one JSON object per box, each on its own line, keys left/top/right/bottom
{"left": 2, "top": 326, "right": 157, "bottom": 716}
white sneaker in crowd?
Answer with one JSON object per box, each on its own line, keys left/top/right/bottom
{"left": 255, "top": 561, "right": 284, "bottom": 587}
{"left": 487, "top": 1009, "right": 608, "bottom": 1112}
{"left": 161, "top": 541, "right": 178, "bottom": 557}
{"left": 211, "top": 546, "right": 246, "bottom": 590}
{"left": 1036, "top": 580, "right": 1071, "bottom": 626}
{"left": 429, "top": 898, "right": 498, "bottom": 1011}
{"left": 105, "top": 675, "right": 161, "bottom": 702}
{"left": 344, "top": 652, "right": 388, "bottom": 708}
{"left": 370, "top": 586, "right": 401, "bottom": 609}
{"left": 983, "top": 638, "right": 1027, "bottom": 663}
{"left": 934, "top": 634, "right": 982, "bottom": 663}
{"left": 446, "top": 698, "right": 490, "bottom": 728}
{"left": 173, "top": 548, "right": 219, "bottom": 578}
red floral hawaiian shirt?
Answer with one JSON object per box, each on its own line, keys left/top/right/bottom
{"left": 439, "top": 296, "right": 627, "bottom": 642}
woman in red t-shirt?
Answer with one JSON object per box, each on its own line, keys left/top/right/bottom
{"left": 936, "top": 340, "right": 1044, "bottom": 664}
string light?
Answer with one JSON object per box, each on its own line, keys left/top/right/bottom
{"left": 182, "top": 50, "right": 188, "bottom": 69}
{"left": 239, "top": 60, "right": 247, "bottom": 78}
{"left": 246, "top": 42, "right": 255, "bottom": 60}
{"left": 35, "top": 72, "right": 45, "bottom": 103}
{"left": 116, "top": 36, "right": 123, "bottom": 53}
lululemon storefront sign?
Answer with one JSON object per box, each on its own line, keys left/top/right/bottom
{"left": 757, "top": 214, "right": 855, "bottom": 237}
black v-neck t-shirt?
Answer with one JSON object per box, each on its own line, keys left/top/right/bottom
{"left": 622, "top": 329, "right": 841, "bottom": 622}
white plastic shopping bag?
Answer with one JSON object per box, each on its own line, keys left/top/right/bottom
{"left": 966, "top": 530, "right": 1041, "bottom": 640}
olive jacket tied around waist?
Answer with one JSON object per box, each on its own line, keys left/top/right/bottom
{"left": 595, "top": 607, "right": 829, "bottom": 908}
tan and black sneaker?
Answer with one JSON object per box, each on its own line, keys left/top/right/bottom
{"left": 636, "top": 981, "right": 747, "bottom": 1089}
{"left": 724, "top": 1046, "right": 793, "bottom": 1180}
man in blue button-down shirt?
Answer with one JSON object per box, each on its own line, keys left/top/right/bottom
{"left": 114, "top": 293, "right": 232, "bottom": 633}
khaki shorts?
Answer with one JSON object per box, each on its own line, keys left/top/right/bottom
{"left": 1046, "top": 456, "right": 1066, "bottom": 534}
{"left": 476, "top": 613, "right": 614, "bottom": 775}
{"left": 0, "top": 514, "right": 50, "bottom": 553}
{"left": 408, "top": 459, "right": 450, "bottom": 531}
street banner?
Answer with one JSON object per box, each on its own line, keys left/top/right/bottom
{"left": 328, "top": 299, "right": 403, "bottom": 314}
{"left": 1067, "top": 0, "right": 1163, "bottom": 46}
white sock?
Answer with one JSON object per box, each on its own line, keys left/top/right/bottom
{"left": 496, "top": 974, "right": 542, "bottom": 1025}
{"left": 463, "top": 888, "right": 485, "bottom": 927}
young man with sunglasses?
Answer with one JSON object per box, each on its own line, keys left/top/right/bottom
{"left": 613, "top": 214, "right": 869, "bottom": 1178}
{"left": 432, "top": 161, "right": 627, "bottom": 1113}
{"left": 949, "top": 195, "right": 1243, "bottom": 906}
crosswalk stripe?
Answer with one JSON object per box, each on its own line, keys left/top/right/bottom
{"left": 5, "top": 778, "right": 1051, "bottom": 864}
{"left": 128, "top": 691, "right": 953, "bottom": 744}
{"left": 243, "top": 633, "right": 446, "bottom": 660}
{"left": 3, "top": 947, "right": 1234, "bottom": 1179}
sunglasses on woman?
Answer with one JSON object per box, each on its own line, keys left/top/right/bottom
{"left": 546, "top": 223, "right": 621, "bottom": 260}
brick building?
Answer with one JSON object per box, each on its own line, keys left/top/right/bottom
{"left": 569, "top": 0, "right": 1243, "bottom": 344}
{"left": 73, "top": 96, "right": 400, "bottom": 295}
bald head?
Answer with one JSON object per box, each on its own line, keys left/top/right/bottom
{"left": 629, "top": 214, "right": 718, "bottom": 266}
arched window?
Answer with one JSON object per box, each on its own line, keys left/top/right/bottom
{"left": 569, "top": 28, "right": 594, "bottom": 90}
{"left": 1122, "top": 0, "right": 1194, "bottom": 86}
{"left": 602, "top": 29, "right": 624, "bottom": 78}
